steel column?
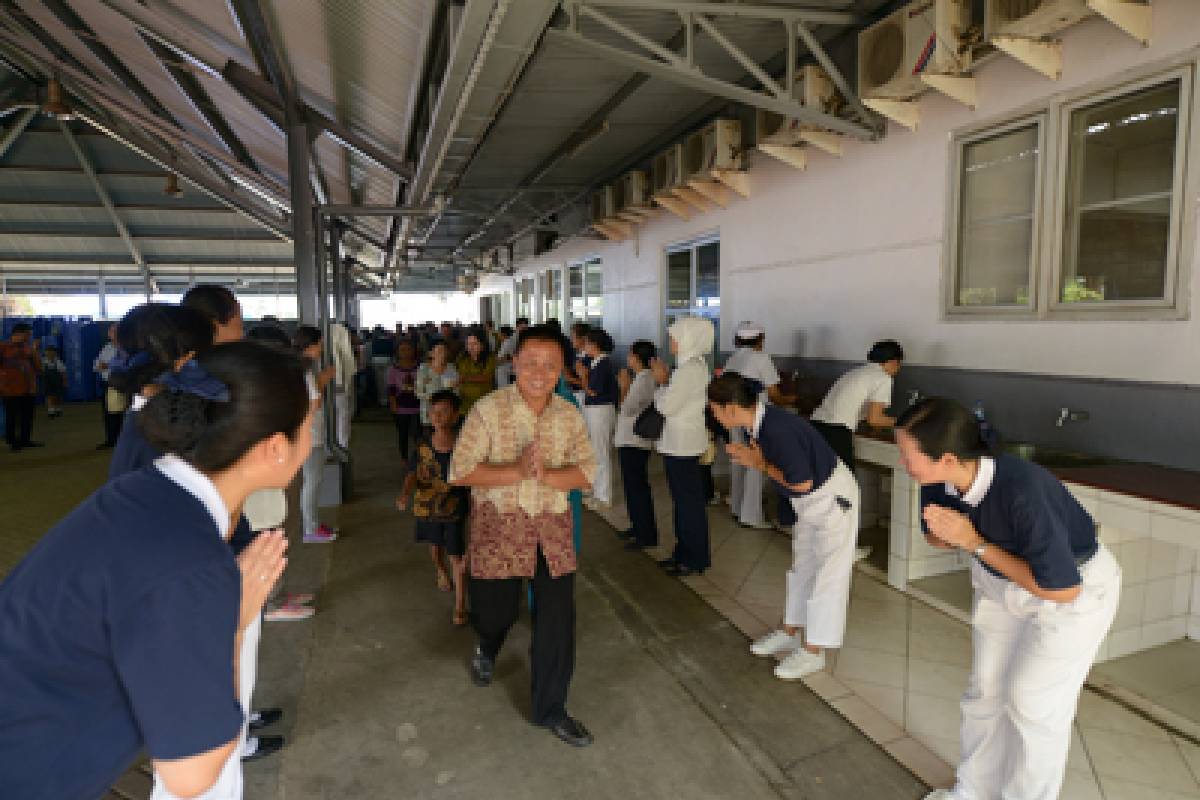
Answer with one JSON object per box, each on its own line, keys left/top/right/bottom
{"left": 289, "top": 119, "right": 319, "bottom": 325}
{"left": 0, "top": 106, "right": 34, "bottom": 159}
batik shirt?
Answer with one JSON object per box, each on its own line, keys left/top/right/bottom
{"left": 448, "top": 384, "right": 596, "bottom": 579}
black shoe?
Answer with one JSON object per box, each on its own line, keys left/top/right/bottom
{"left": 21, "top": 441, "right": 43, "bottom": 448}
{"left": 248, "top": 707, "right": 283, "bottom": 732}
{"left": 544, "top": 715, "right": 593, "bottom": 747}
{"left": 665, "top": 564, "right": 705, "bottom": 578}
{"left": 242, "top": 735, "right": 284, "bottom": 762}
{"left": 615, "top": 528, "right": 634, "bottom": 541}
{"left": 624, "top": 540, "right": 648, "bottom": 551}
{"left": 656, "top": 558, "right": 678, "bottom": 570}
{"left": 96, "top": 442, "right": 114, "bottom": 450}
{"left": 470, "top": 646, "right": 494, "bottom": 687}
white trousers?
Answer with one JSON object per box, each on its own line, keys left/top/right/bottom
{"left": 148, "top": 617, "right": 258, "bottom": 800}
{"left": 785, "top": 462, "right": 859, "bottom": 649}
{"left": 954, "top": 545, "right": 1120, "bottom": 800}
{"left": 729, "top": 427, "right": 765, "bottom": 526}
{"left": 582, "top": 404, "right": 616, "bottom": 504}
{"left": 334, "top": 390, "right": 352, "bottom": 450}
{"left": 300, "top": 446, "right": 325, "bottom": 537}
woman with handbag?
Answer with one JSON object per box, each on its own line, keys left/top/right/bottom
{"left": 615, "top": 340, "right": 658, "bottom": 550}
{"left": 651, "top": 317, "right": 713, "bottom": 577}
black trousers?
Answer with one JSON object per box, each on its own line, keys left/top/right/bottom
{"left": 618, "top": 446, "right": 658, "bottom": 546}
{"left": 100, "top": 382, "right": 124, "bottom": 445}
{"left": 663, "top": 454, "right": 710, "bottom": 571}
{"left": 777, "top": 484, "right": 796, "bottom": 527}
{"left": 392, "top": 413, "right": 417, "bottom": 461}
{"left": 810, "top": 420, "right": 855, "bottom": 471}
{"left": 3, "top": 395, "right": 34, "bottom": 446}
{"left": 470, "top": 549, "right": 575, "bottom": 726}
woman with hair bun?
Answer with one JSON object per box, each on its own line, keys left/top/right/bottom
{"left": 0, "top": 341, "right": 311, "bottom": 800}
{"left": 708, "top": 370, "right": 860, "bottom": 681}
{"left": 896, "top": 398, "right": 1119, "bottom": 800}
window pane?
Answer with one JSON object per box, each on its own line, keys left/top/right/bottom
{"left": 666, "top": 250, "right": 691, "bottom": 309}
{"left": 585, "top": 261, "right": 603, "bottom": 324}
{"left": 696, "top": 242, "right": 720, "bottom": 308}
{"left": 956, "top": 124, "right": 1038, "bottom": 306}
{"left": 1062, "top": 80, "right": 1180, "bottom": 303}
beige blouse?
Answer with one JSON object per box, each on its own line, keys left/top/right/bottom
{"left": 448, "top": 385, "right": 596, "bottom": 578}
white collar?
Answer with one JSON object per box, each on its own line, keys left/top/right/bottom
{"left": 131, "top": 394, "right": 148, "bottom": 411}
{"left": 750, "top": 401, "right": 767, "bottom": 438}
{"left": 155, "top": 454, "right": 230, "bottom": 538}
{"left": 944, "top": 455, "right": 996, "bottom": 507}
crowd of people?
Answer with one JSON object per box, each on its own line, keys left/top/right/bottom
{"left": 0, "top": 298, "right": 1121, "bottom": 800}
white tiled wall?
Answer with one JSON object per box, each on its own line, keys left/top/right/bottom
{"left": 855, "top": 435, "right": 1200, "bottom": 660}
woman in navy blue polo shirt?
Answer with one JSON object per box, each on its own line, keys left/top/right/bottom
{"left": 708, "top": 372, "right": 861, "bottom": 681}
{"left": 581, "top": 327, "right": 618, "bottom": 509}
{"left": 895, "top": 399, "right": 1120, "bottom": 800}
{"left": 0, "top": 340, "right": 311, "bottom": 800}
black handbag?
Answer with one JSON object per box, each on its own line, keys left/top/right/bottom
{"left": 633, "top": 403, "right": 666, "bottom": 440}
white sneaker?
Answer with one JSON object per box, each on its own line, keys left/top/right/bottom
{"left": 923, "top": 792, "right": 958, "bottom": 800}
{"left": 854, "top": 545, "right": 872, "bottom": 562}
{"left": 750, "top": 629, "right": 802, "bottom": 658}
{"left": 774, "top": 649, "right": 826, "bottom": 680}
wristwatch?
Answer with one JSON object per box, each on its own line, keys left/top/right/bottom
{"left": 972, "top": 541, "right": 988, "bottom": 560}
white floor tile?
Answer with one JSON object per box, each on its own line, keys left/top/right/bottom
{"left": 831, "top": 694, "right": 907, "bottom": 745}
{"left": 906, "top": 658, "right": 970, "bottom": 702}
{"left": 1059, "top": 768, "right": 1105, "bottom": 800}
{"left": 1081, "top": 727, "right": 1200, "bottom": 793}
{"left": 842, "top": 678, "right": 906, "bottom": 726}
{"left": 832, "top": 646, "right": 906, "bottom": 688}
{"left": 904, "top": 691, "right": 962, "bottom": 745}
{"left": 1096, "top": 775, "right": 1200, "bottom": 800}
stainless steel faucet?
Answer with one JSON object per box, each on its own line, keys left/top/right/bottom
{"left": 1056, "top": 407, "right": 1090, "bottom": 427}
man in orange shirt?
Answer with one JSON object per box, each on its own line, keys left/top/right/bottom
{"left": 0, "top": 323, "right": 42, "bottom": 451}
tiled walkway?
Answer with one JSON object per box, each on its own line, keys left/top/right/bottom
{"left": 594, "top": 465, "right": 1200, "bottom": 799}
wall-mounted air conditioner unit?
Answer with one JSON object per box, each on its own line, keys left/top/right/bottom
{"left": 984, "top": 0, "right": 1150, "bottom": 78}
{"left": 755, "top": 65, "right": 839, "bottom": 148}
{"left": 609, "top": 177, "right": 627, "bottom": 216}
{"left": 652, "top": 143, "right": 686, "bottom": 197}
{"left": 621, "top": 171, "right": 651, "bottom": 210}
{"left": 512, "top": 230, "right": 557, "bottom": 262}
{"left": 857, "top": 0, "right": 974, "bottom": 101}
{"left": 683, "top": 119, "right": 742, "bottom": 183}
{"left": 985, "top": 0, "right": 1092, "bottom": 40}
{"left": 590, "top": 186, "right": 615, "bottom": 225}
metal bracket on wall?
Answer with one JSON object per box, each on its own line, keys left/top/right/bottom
{"left": 556, "top": 0, "right": 879, "bottom": 141}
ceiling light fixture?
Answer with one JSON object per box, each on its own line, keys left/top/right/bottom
{"left": 163, "top": 171, "right": 183, "bottom": 197}
{"left": 41, "top": 75, "right": 74, "bottom": 121}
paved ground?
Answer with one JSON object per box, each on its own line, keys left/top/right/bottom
{"left": 7, "top": 402, "right": 927, "bottom": 799}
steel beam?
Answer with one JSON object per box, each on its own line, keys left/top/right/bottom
{"left": 227, "top": 0, "right": 297, "bottom": 116}
{"left": 140, "top": 33, "right": 261, "bottom": 173}
{"left": 793, "top": 21, "right": 875, "bottom": 130}
{"left": 0, "top": 228, "right": 285, "bottom": 241}
{"left": 0, "top": 106, "right": 34, "bottom": 159}
{"left": 289, "top": 118, "right": 319, "bottom": 324}
{"left": 317, "top": 204, "right": 443, "bottom": 218}
{"left": 59, "top": 120, "right": 152, "bottom": 298}
{"left": 564, "top": 1, "right": 857, "bottom": 25}
{"left": 546, "top": 27, "right": 874, "bottom": 139}
{"left": 0, "top": 200, "right": 233, "bottom": 212}
{"left": 0, "top": 255, "right": 294, "bottom": 266}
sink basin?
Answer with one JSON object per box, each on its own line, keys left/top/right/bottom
{"left": 1004, "top": 442, "right": 1119, "bottom": 469}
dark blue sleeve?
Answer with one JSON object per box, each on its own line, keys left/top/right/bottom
{"left": 228, "top": 515, "right": 254, "bottom": 555}
{"left": 1011, "top": 492, "right": 1083, "bottom": 590}
{"left": 110, "top": 559, "right": 243, "bottom": 760}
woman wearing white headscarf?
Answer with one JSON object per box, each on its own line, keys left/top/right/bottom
{"left": 651, "top": 317, "right": 714, "bottom": 577}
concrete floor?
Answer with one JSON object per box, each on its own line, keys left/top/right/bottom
{"left": 245, "top": 409, "right": 927, "bottom": 800}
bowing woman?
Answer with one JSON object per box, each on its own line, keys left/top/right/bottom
{"left": 708, "top": 372, "right": 860, "bottom": 681}
{"left": 0, "top": 341, "right": 311, "bottom": 800}
{"left": 895, "top": 399, "right": 1120, "bottom": 800}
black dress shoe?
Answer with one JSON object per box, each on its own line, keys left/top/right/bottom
{"left": 544, "top": 715, "right": 593, "bottom": 747}
{"left": 615, "top": 528, "right": 634, "bottom": 541}
{"left": 242, "top": 735, "right": 284, "bottom": 762}
{"left": 656, "top": 558, "right": 678, "bottom": 570}
{"left": 248, "top": 707, "right": 283, "bottom": 732}
{"left": 470, "top": 646, "right": 494, "bottom": 687}
{"left": 624, "top": 540, "right": 648, "bottom": 551}
{"left": 665, "top": 564, "right": 705, "bottom": 578}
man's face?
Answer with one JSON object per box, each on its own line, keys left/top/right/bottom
{"left": 513, "top": 339, "right": 563, "bottom": 400}
{"left": 429, "top": 400, "right": 459, "bottom": 430}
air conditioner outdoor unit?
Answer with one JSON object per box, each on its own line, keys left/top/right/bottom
{"left": 621, "top": 171, "right": 651, "bottom": 211}
{"left": 590, "top": 186, "right": 615, "bottom": 224}
{"left": 512, "top": 230, "right": 557, "bottom": 262}
{"left": 857, "top": 0, "right": 973, "bottom": 101}
{"left": 755, "top": 66, "right": 839, "bottom": 147}
{"left": 609, "top": 178, "right": 627, "bottom": 216}
{"left": 652, "top": 143, "right": 686, "bottom": 196}
{"left": 985, "top": 0, "right": 1093, "bottom": 40}
{"left": 683, "top": 119, "right": 742, "bottom": 183}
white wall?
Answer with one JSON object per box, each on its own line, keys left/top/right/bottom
{"left": 499, "top": 0, "right": 1200, "bottom": 385}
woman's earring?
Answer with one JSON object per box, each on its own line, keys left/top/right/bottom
{"left": 277, "top": 457, "right": 285, "bottom": 464}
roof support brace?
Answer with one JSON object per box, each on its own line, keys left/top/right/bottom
{"left": 564, "top": 1, "right": 857, "bottom": 26}
{"left": 59, "top": 120, "right": 152, "bottom": 299}
{"left": 0, "top": 106, "right": 35, "bottom": 160}
{"left": 554, "top": 2, "right": 877, "bottom": 140}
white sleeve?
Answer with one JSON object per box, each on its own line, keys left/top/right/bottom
{"left": 871, "top": 375, "right": 893, "bottom": 406}
{"left": 757, "top": 353, "right": 780, "bottom": 388}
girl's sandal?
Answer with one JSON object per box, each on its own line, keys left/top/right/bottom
{"left": 452, "top": 609, "right": 469, "bottom": 626}
{"left": 436, "top": 573, "right": 452, "bottom": 592}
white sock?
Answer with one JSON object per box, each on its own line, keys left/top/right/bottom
{"left": 241, "top": 736, "right": 259, "bottom": 758}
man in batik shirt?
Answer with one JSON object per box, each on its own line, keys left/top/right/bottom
{"left": 450, "top": 324, "right": 596, "bottom": 747}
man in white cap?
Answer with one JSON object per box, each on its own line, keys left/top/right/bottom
{"left": 721, "top": 321, "right": 787, "bottom": 529}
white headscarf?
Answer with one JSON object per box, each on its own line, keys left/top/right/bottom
{"left": 667, "top": 317, "right": 714, "bottom": 364}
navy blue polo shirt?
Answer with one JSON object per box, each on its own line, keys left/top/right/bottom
{"left": 920, "top": 454, "right": 1098, "bottom": 590}
{"left": 0, "top": 466, "right": 243, "bottom": 800}
{"left": 753, "top": 404, "right": 838, "bottom": 498}
{"left": 585, "top": 355, "right": 618, "bottom": 406}
{"left": 109, "top": 405, "right": 255, "bottom": 552}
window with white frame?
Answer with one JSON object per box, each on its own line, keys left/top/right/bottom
{"left": 568, "top": 258, "right": 603, "bottom": 325}
{"left": 541, "top": 268, "right": 563, "bottom": 322}
{"left": 946, "top": 67, "right": 1192, "bottom": 318}
{"left": 516, "top": 277, "right": 534, "bottom": 320}
{"left": 664, "top": 236, "right": 720, "bottom": 362}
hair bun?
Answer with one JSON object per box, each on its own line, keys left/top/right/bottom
{"left": 139, "top": 390, "right": 208, "bottom": 456}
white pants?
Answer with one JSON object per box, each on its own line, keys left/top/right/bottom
{"left": 334, "top": 390, "right": 352, "bottom": 450}
{"left": 582, "top": 404, "right": 616, "bottom": 504}
{"left": 953, "top": 545, "right": 1120, "bottom": 800}
{"left": 300, "top": 446, "right": 325, "bottom": 537}
{"left": 729, "top": 427, "right": 765, "bottom": 526}
{"left": 149, "top": 617, "right": 259, "bottom": 800}
{"left": 785, "top": 461, "right": 859, "bottom": 649}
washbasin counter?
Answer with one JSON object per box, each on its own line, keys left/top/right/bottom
{"left": 851, "top": 431, "right": 1200, "bottom": 663}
